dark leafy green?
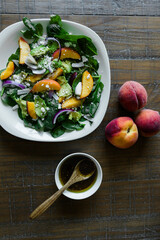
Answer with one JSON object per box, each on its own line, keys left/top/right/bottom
{"left": 62, "top": 120, "right": 85, "bottom": 131}
{"left": 55, "top": 34, "right": 97, "bottom": 56}
{"left": 72, "top": 72, "right": 82, "bottom": 93}
{"left": 47, "top": 15, "right": 68, "bottom": 37}
{"left": 51, "top": 125, "right": 65, "bottom": 138}
{"left": 82, "top": 76, "right": 104, "bottom": 117}
{"left": 21, "top": 17, "right": 43, "bottom": 40}
{"left": 8, "top": 48, "right": 20, "bottom": 62}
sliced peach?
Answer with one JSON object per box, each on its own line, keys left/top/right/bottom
{"left": 49, "top": 68, "right": 63, "bottom": 80}
{"left": 27, "top": 101, "right": 37, "bottom": 119}
{"left": 80, "top": 70, "right": 93, "bottom": 99}
{"left": 62, "top": 97, "right": 82, "bottom": 109}
{"left": 52, "top": 48, "right": 81, "bottom": 60}
{"left": 26, "top": 74, "right": 43, "bottom": 83}
{"left": 0, "top": 61, "right": 14, "bottom": 80}
{"left": 19, "top": 37, "right": 30, "bottom": 64}
{"left": 31, "top": 79, "right": 61, "bottom": 93}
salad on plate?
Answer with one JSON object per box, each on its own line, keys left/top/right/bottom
{"left": 0, "top": 15, "right": 104, "bottom": 138}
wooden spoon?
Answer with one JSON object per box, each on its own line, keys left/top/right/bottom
{"left": 30, "top": 160, "right": 95, "bottom": 219}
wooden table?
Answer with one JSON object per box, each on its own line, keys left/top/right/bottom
{"left": 0, "top": 1, "right": 160, "bottom": 239}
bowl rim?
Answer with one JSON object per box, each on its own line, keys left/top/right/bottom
{"left": 55, "top": 152, "right": 103, "bottom": 200}
{"left": 0, "top": 18, "right": 111, "bottom": 142}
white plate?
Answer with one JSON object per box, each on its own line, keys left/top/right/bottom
{"left": 0, "top": 18, "right": 110, "bottom": 142}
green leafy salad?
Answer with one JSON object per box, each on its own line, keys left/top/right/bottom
{"left": 0, "top": 15, "right": 104, "bottom": 138}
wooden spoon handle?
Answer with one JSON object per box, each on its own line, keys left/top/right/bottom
{"left": 30, "top": 180, "right": 72, "bottom": 219}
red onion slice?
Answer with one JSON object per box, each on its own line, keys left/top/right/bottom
{"left": 69, "top": 72, "right": 77, "bottom": 85}
{"left": 2, "top": 80, "right": 26, "bottom": 89}
{"left": 48, "top": 90, "right": 54, "bottom": 98}
{"left": 52, "top": 109, "right": 74, "bottom": 125}
{"left": 46, "top": 37, "right": 61, "bottom": 61}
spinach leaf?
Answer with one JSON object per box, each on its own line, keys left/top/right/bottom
{"left": 23, "top": 17, "right": 36, "bottom": 33}
{"left": 47, "top": 15, "right": 97, "bottom": 56}
{"left": 21, "top": 30, "right": 33, "bottom": 39}
{"left": 51, "top": 125, "right": 65, "bottom": 138}
{"left": 86, "top": 57, "right": 99, "bottom": 71}
{"left": 21, "top": 17, "right": 43, "bottom": 40}
{"left": 43, "top": 97, "right": 58, "bottom": 131}
{"left": 82, "top": 77, "right": 104, "bottom": 118}
{"left": 24, "top": 118, "right": 44, "bottom": 131}
{"left": 77, "top": 38, "right": 97, "bottom": 56}
{"left": 1, "top": 88, "right": 18, "bottom": 107}
{"left": 1, "top": 93, "right": 16, "bottom": 106}
{"left": 8, "top": 48, "right": 20, "bottom": 62}
{"left": 62, "top": 120, "right": 85, "bottom": 131}
{"left": 48, "top": 41, "right": 58, "bottom": 53}
{"left": 50, "top": 15, "right": 63, "bottom": 27}
{"left": 56, "top": 113, "right": 68, "bottom": 123}
{"left": 55, "top": 34, "right": 97, "bottom": 56}
{"left": 47, "top": 15, "right": 68, "bottom": 37}
{"left": 35, "top": 23, "right": 43, "bottom": 36}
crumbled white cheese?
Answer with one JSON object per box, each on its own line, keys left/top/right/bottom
{"left": 12, "top": 74, "right": 21, "bottom": 83}
{"left": 64, "top": 42, "right": 72, "bottom": 47}
{"left": 75, "top": 82, "right": 82, "bottom": 96}
{"left": 32, "top": 43, "right": 39, "bottom": 49}
{"left": 37, "top": 35, "right": 47, "bottom": 45}
{"left": 41, "top": 107, "right": 45, "bottom": 113}
{"left": 45, "top": 84, "right": 50, "bottom": 89}
{"left": 58, "top": 104, "right": 61, "bottom": 109}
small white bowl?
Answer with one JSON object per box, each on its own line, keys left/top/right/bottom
{"left": 55, "top": 152, "right": 103, "bottom": 200}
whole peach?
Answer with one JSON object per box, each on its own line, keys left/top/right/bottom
{"left": 118, "top": 81, "right": 147, "bottom": 112}
{"left": 135, "top": 109, "right": 160, "bottom": 137}
{"left": 105, "top": 117, "right": 138, "bottom": 149}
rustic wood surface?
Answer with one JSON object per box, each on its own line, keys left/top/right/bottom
{"left": 0, "top": 1, "right": 160, "bottom": 239}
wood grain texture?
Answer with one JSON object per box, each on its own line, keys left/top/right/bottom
{"left": 1, "top": 0, "right": 160, "bottom": 16}
{"left": 0, "top": 8, "right": 160, "bottom": 240}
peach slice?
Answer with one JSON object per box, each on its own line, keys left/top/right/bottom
{"left": 19, "top": 37, "right": 30, "bottom": 64}
{"left": 52, "top": 48, "right": 81, "bottom": 60}
{"left": 62, "top": 97, "right": 82, "bottom": 109}
{"left": 0, "top": 61, "right": 14, "bottom": 80}
{"left": 31, "top": 79, "right": 61, "bottom": 93}
{"left": 49, "top": 68, "right": 63, "bottom": 80}
{"left": 26, "top": 74, "right": 43, "bottom": 83}
{"left": 80, "top": 71, "right": 93, "bottom": 99}
{"left": 27, "top": 101, "right": 37, "bottom": 119}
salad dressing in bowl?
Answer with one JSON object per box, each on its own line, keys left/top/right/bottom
{"left": 59, "top": 156, "right": 97, "bottom": 192}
